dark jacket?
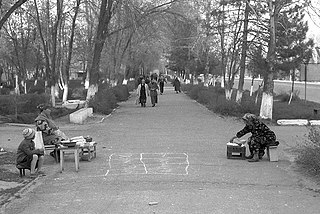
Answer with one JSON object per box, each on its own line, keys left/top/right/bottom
{"left": 236, "top": 120, "right": 276, "bottom": 144}
{"left": 16, "top": 139, "right": 42, "bottom": 168}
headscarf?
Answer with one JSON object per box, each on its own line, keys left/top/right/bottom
{"left": 22, "top": 128, "right": 35, "bottom": 140}
{"left": 242, "top": 113, "right": 258, "bottom": 124}
{"left": 35, "top": 109, "right": 58, "bottom": 130}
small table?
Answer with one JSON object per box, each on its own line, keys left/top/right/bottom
{"left": 59, "top": 145, "right": 80, "bottom": 172}
{"left": 79, "top": 142, "right": 97, "bottom": 161}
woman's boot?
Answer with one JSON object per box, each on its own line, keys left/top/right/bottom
{"left": 246, "top": 148, "right": 254, "bottom": 159}
{"left": 246, "top": 153, "right": 254, "bottom": 159}
{"left": 248, "top": 152, "right": 259, "bottom": 162}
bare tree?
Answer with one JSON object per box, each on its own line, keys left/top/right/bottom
{"left": 0, "top": 0, "right": 29, "bottom": 31}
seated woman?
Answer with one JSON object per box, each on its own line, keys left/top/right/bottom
{"left": 35, "top": 104, "right": 68, "bottom": 159}
{"left": 16, "top": 128, "right": 44, "bottom": 177}
{"left": 230, "top": 113, "right": 278, "bottom": 162}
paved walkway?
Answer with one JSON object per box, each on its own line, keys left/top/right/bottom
{"left": 2, "top": 86, "right": 320, "bottom": 214}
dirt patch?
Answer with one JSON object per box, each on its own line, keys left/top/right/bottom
{"left": 0, "top": 151, "right": 35, "bottom": 206}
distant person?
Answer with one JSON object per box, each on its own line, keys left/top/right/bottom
{"left": 173, "top": 77, "right": 181, "bottom": 93}
{"left": 145, "top": 75, "right": 151, "bottom": 85}
{"left": 149, "top": 78, "right": 159, "bottom": 107}
{"left": 158, "top": 75, "right": 167, "bottom": 95}
{"left": 16, "top": 128, "right": 45, "bottom": 177}
{"left": 230, "top": 113, "right": 278, "bottom": 162}
{"left": 136, "top": 79, "right": 149, "bottom": 107}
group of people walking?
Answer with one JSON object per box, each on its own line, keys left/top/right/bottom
{"left": 136, "top": 74, "right": 170, "bottom": 107}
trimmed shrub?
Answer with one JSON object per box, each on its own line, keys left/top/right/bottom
{"left": 189, "top": 85, "right": 206, "bottom": 100}
{"left": 112, "top": 85, "right": 130, "bottom": 102}
{"left": 295, "top": 127, "right": 320, "bottom": 178}
{"left": 0, "top": 87, "right": 10, "bottom": 95}
{"left": 127, "top": 80, "right": 136, "bottom": 92}
{"left": 27, "top": 80, "right": 46, "bottom": 94}
{"left": 275, "top": 90, "right": 300, "bottom": 102}
{"left": 0, "top": 94, "right": 49, "bottom": 115}
{"left": 88, "top": 88, "right": 118, "bottom": 115}
{"left": 212, "top": 99, "right": 240, "bottom": 116}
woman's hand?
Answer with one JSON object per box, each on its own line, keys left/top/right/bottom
{"left": 229, "top": 136, "right": 237, "bottom": 143}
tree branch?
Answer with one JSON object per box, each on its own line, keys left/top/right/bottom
{"left": 0, "top": 0, "right": 28, "bottom": 31}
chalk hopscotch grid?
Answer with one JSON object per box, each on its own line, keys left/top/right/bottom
{"left": 105, "top": 153, "right": 189, "bottom": 176}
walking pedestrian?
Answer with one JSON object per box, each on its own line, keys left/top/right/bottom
{"left": 149, "top": 79, "right": 159, "bottom": 107}
{"left": 230, "top": 113, "right": 278, "bottom": 162}
{"left": 136, "top": 79, "right": 149, "bottom": 107}
{"left": 158, "top": 75, "right": 167, "bottom": 95}
{"left": 173, "top": 76, "right": 181, "bottom": 93}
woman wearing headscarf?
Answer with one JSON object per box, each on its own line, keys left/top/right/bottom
{"left": 16, "top": 128, "right": 44, "bottom": 177}
{"left": 35, "top": 104, "right": 68, "bottom": 143}
{"left": 136, "top": 79, "right": 150, "bottom": 107}
{"left": 230, "top": 113, "right": 278, "bottom": 162}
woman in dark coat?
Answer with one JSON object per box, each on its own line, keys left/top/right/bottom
{"left": 230, "top": 113, "right": 278, "bottom": 162}
{"left": 173, "top": 77, "right": 181, "bottom": 93}
{"left": 136, "top": 79, "right": 149, "bottom": 107}
{"left": 158, "top": 75, "right": 167, "bottom": 95}
{"left": 149, "top": 79, "right": 159, "bottom": 107}
{"left": 35, "top": 105, "right": 67, "bottom": 145}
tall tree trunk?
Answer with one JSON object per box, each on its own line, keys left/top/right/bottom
{"left": 86, "top": 0, "right": 115, "bottom": 101}
{"left": 236, "top": 0, "right": 250, "bottom": 103}
{"left": 62, "top": 0, "right": 81, "bottom": 102}
{"left": 220, "top": 4, "right": 226, "bottom": 89}
{"left": 84, "top": 0, "right": 94, "bottom": 89}
{"left": 288, "top": 70, "right": 295, "bottom": 105}
{"left": 259, "top": 0, "right": 278, "bottom": 120}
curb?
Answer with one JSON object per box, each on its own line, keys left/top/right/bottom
{"left": 277, "top": 119, "right": 320, "bottom": 126}
{"left": 4, "top": 123, "right": 34, "bottom": 127}
{"left": 0, "top": 176, "right": 40, "bottom": 213}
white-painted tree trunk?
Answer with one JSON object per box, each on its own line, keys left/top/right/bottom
{"left": 250, "top": 85, "right": 253, "bottom": 96}
{"left": 236, "top": 90, "right": 243, "bottom": 103}
{"left": 225, "top": 89, "right": 232, "bottom": 100}
{"left": 288, "top": 92, "right": 293, "bottom": 105}
{"left": 62, "top": 84, "right": 68, "bottom": 103}
{"left": 54, "top": 83, "right": 59, "bottom": 98}
{"left": 86, "top": 84, "right": 98, "bottom": 103}
{"left": 259, "top": 92, "right": 273, "bottom": 119}
{"left": 51, "top": 85, "right": 56, "bottom": 107}
{"left": 21, "top": 80, "right": 27, "bottom": 94}
{"left": 221, "top": 79, "right": 225, "bottom": 88}
{"left": 85, "top": 71, "right": 90, "bottom": 89}
{"left": 15, "top": 74, "right": 20, "bottom": 95}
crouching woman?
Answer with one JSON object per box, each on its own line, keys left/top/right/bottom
{"left": 230, "top": 113, "right": 278, "bottom": 162}
{"left": 16, "top": 128, "right": 45, "bottom": 177}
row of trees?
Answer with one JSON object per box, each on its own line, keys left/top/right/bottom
{"left": 0, "top": 0, "right": 318, "bottom": 119}
{"left": 166, "top": 0, "right": 315, "bottom": 119}
{"left": 0, "top": 0, "right": 180, "bottom": 104}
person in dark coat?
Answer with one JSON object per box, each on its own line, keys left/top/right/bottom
{"left": 35, "top": 105, "right": 67, "bottom": 145}
{"left": 136, "top": 79, "right": 149, "bottom": 107}
{"left": 158, "top": 75, "right": 167, "bottom": 95}
{"left": 173, "top": 77, "right": 181, "bottom": 93}
{"left": 16, "top": 128, "right": 44, "bottom": 177}
{"left": 149, "top": 79, "right": 159, "bottom": 107}
{"left": 230, "top": 113, "right": 278, "bottom": 162}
